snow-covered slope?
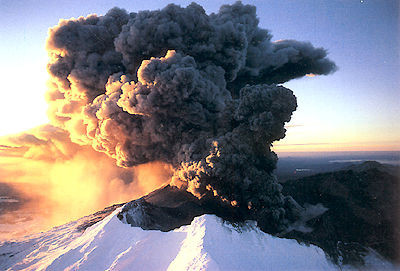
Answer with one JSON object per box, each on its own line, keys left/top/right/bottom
{"left": 0, "top": 208, "right": 396, "bottom": 270}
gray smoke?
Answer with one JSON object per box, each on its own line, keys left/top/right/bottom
{"left": 46, "top": 1, "right": 336, "bottom": 232}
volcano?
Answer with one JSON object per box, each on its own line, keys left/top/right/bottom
{"left": 1, "top": 162, "right": 398, "bottom": 271}
{"left": 0, "top": 208, "right": 338, "bottom": 271}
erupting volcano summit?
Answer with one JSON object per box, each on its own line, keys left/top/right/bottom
{"left": 45, "top": 1, "right": 336, "bottom": 232}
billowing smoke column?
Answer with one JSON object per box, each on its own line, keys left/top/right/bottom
{"left": 46, "top": 2, "right": 336, "bottom": 232}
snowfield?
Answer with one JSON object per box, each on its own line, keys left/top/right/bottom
{"left": 0, "top": 208, "right": 396, "bottom": 270}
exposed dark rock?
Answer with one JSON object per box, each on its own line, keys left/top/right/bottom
{"left": 117, "top": 185, "right": 252, "bottom": 232}
{"left": 281, "top": 161, "right": 400, "bottom": 265}
{"left": 76, "top": 203, "right": 125, "bottom": 232}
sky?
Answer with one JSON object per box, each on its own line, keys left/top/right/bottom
{"left": 0, "top": 0, "right": 399, "bottom": 152}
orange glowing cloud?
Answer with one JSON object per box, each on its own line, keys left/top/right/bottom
{"left": 0, "top": 125, "right": 173, "bottom": 240}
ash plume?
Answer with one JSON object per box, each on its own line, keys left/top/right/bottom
{"left": 45, "top": 1, "right": 336, "bottom": 232}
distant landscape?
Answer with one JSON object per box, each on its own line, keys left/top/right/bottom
{"left": 275, "top": 151, "right": 400, "bottom": 181}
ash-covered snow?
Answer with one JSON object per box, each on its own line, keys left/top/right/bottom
{"left": 0, "top": 208, "right": 397, "bottom": 270}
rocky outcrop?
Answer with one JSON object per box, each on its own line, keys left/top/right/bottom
{"left": 117, "top": 185, "right": 251, "bottom": 232}
{"left": 281, "top": 161, "right": 400, "bottom": 265}
{"left": 77, "top": 203, "right": 125, "bottom": 232}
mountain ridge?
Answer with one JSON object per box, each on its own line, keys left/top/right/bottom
{"left": 282, "top": 161, "right": 400, "bottom": 265}
{"left": 1, "top": 210, "right": 340, "bottom": 270}
{"left": 0, "top": 161, "right": 398, "bottom": 270}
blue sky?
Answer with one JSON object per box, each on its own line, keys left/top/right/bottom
{"left": 0, "top": 0, "right": 399, "bottom": 151}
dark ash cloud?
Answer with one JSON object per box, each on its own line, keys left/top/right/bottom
{"left": 44, "top": 1, "right": 336, "bottom": 232}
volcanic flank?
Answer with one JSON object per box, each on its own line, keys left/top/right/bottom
{"left": 43, "top": 1, "right": 336, "bottom": 233}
